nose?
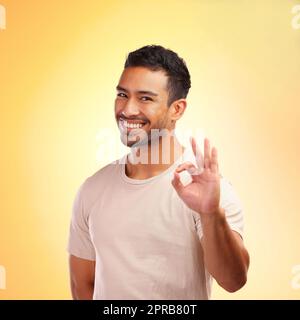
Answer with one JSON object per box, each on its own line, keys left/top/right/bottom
{"left": 121, "top": 98, "right": 140, "bottom": 118}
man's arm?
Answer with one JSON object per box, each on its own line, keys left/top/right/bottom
{"left": 69, "top": 255, "right": 95, "bottom": 300}
{"left": 200, "top": 207, "right": 249, "bottom": 292}
{"left": 172, "top": 137, "right": 250, "bottom": 293}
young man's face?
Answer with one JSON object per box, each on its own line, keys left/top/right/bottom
{"left": 115, "top": 66, "right": 174, "bottom": 147}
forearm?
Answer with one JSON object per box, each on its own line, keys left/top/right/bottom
{"left": 71, "top": 281, "right": 94, "bottom": 300}
{"left": 200, "top": 207, "right": 249, "bottom": 292}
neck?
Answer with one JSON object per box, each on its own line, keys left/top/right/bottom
{"left": 126, "top": 130, "right": 185, "bottom": 180}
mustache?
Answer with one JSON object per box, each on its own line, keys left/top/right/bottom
{"left": 118, "top": 115, "right": 149, "bottom": 122}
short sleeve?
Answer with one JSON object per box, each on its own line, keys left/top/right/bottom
{"left": 67, "top": 183, "right": 96, "bottom": 261}
{"left": 191, "top": 176, "right": 244, "bottom": 240}
{"left": 219, "top": 177, "right": 244, "bottom": 238}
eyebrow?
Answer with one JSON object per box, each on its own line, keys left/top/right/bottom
{"left": 116, "top": 85, "right": 158, "bottom": 97}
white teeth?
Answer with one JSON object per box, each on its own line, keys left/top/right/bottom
{"left": 121, "top": 120, "right": 146, "bottom": 129}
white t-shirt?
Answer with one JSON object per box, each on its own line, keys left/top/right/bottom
{"left": 67, "top": 146, "right": 244, "bottom": 300}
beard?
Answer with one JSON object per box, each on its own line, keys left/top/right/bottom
{"left": 121, "top": 127, "right": 149, "bottom": 148}
{"left": 119, "top": 117, "right": 171, "bottom": 148}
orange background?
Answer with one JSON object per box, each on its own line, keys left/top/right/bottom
{"left": 0, "top": 0, "right": 300, "bottom": 299}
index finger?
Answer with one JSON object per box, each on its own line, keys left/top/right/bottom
{"left": 190, "top": 136, "right": 204, "bottom": 170}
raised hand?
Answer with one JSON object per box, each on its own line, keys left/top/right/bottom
{"left": 171, "top": 137, "right": 221, "bottom": 216}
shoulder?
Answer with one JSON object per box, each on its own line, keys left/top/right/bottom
{"left": 75, "top": 158, "right": 123, "bottom": 212}
{"left": 85, "top": 160, "right": 120, "bottom": 188}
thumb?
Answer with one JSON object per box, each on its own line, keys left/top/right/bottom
{"left": 171, "top": 171, "right": 184, "bottom": 195}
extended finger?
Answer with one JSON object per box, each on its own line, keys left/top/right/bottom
{"left": 210, "top": 146, "right": 219, "bottom": 173}
{"left": 204, "top": 138, "right": 211, "bottom": 169}
{"left": 190, "top": 136, "right": 204, "bottom": 170}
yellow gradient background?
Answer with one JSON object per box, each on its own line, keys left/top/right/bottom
{"left": 0, "top": 0, "right": 299, "bottom": 299}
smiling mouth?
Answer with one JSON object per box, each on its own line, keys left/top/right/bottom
{"left": 118, "top": 118, "right": 149, "bottom": 131}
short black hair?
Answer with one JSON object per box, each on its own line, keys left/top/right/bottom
{"left": 124, "top": 45, "right": 191, "bottom": 106}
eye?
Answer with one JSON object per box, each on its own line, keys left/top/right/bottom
{"left": 140, "top": 96, "right": 153, "bottom": 101}
{"left": 117, "top": 92, "right": 127, "bottom": 98}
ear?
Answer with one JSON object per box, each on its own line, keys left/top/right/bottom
{"left": 169, "top": 99, "right": 187, "bottom": 121}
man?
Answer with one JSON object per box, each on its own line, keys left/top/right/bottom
{"left": 67, "top": 45, "right": 250, "bottom": 300}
